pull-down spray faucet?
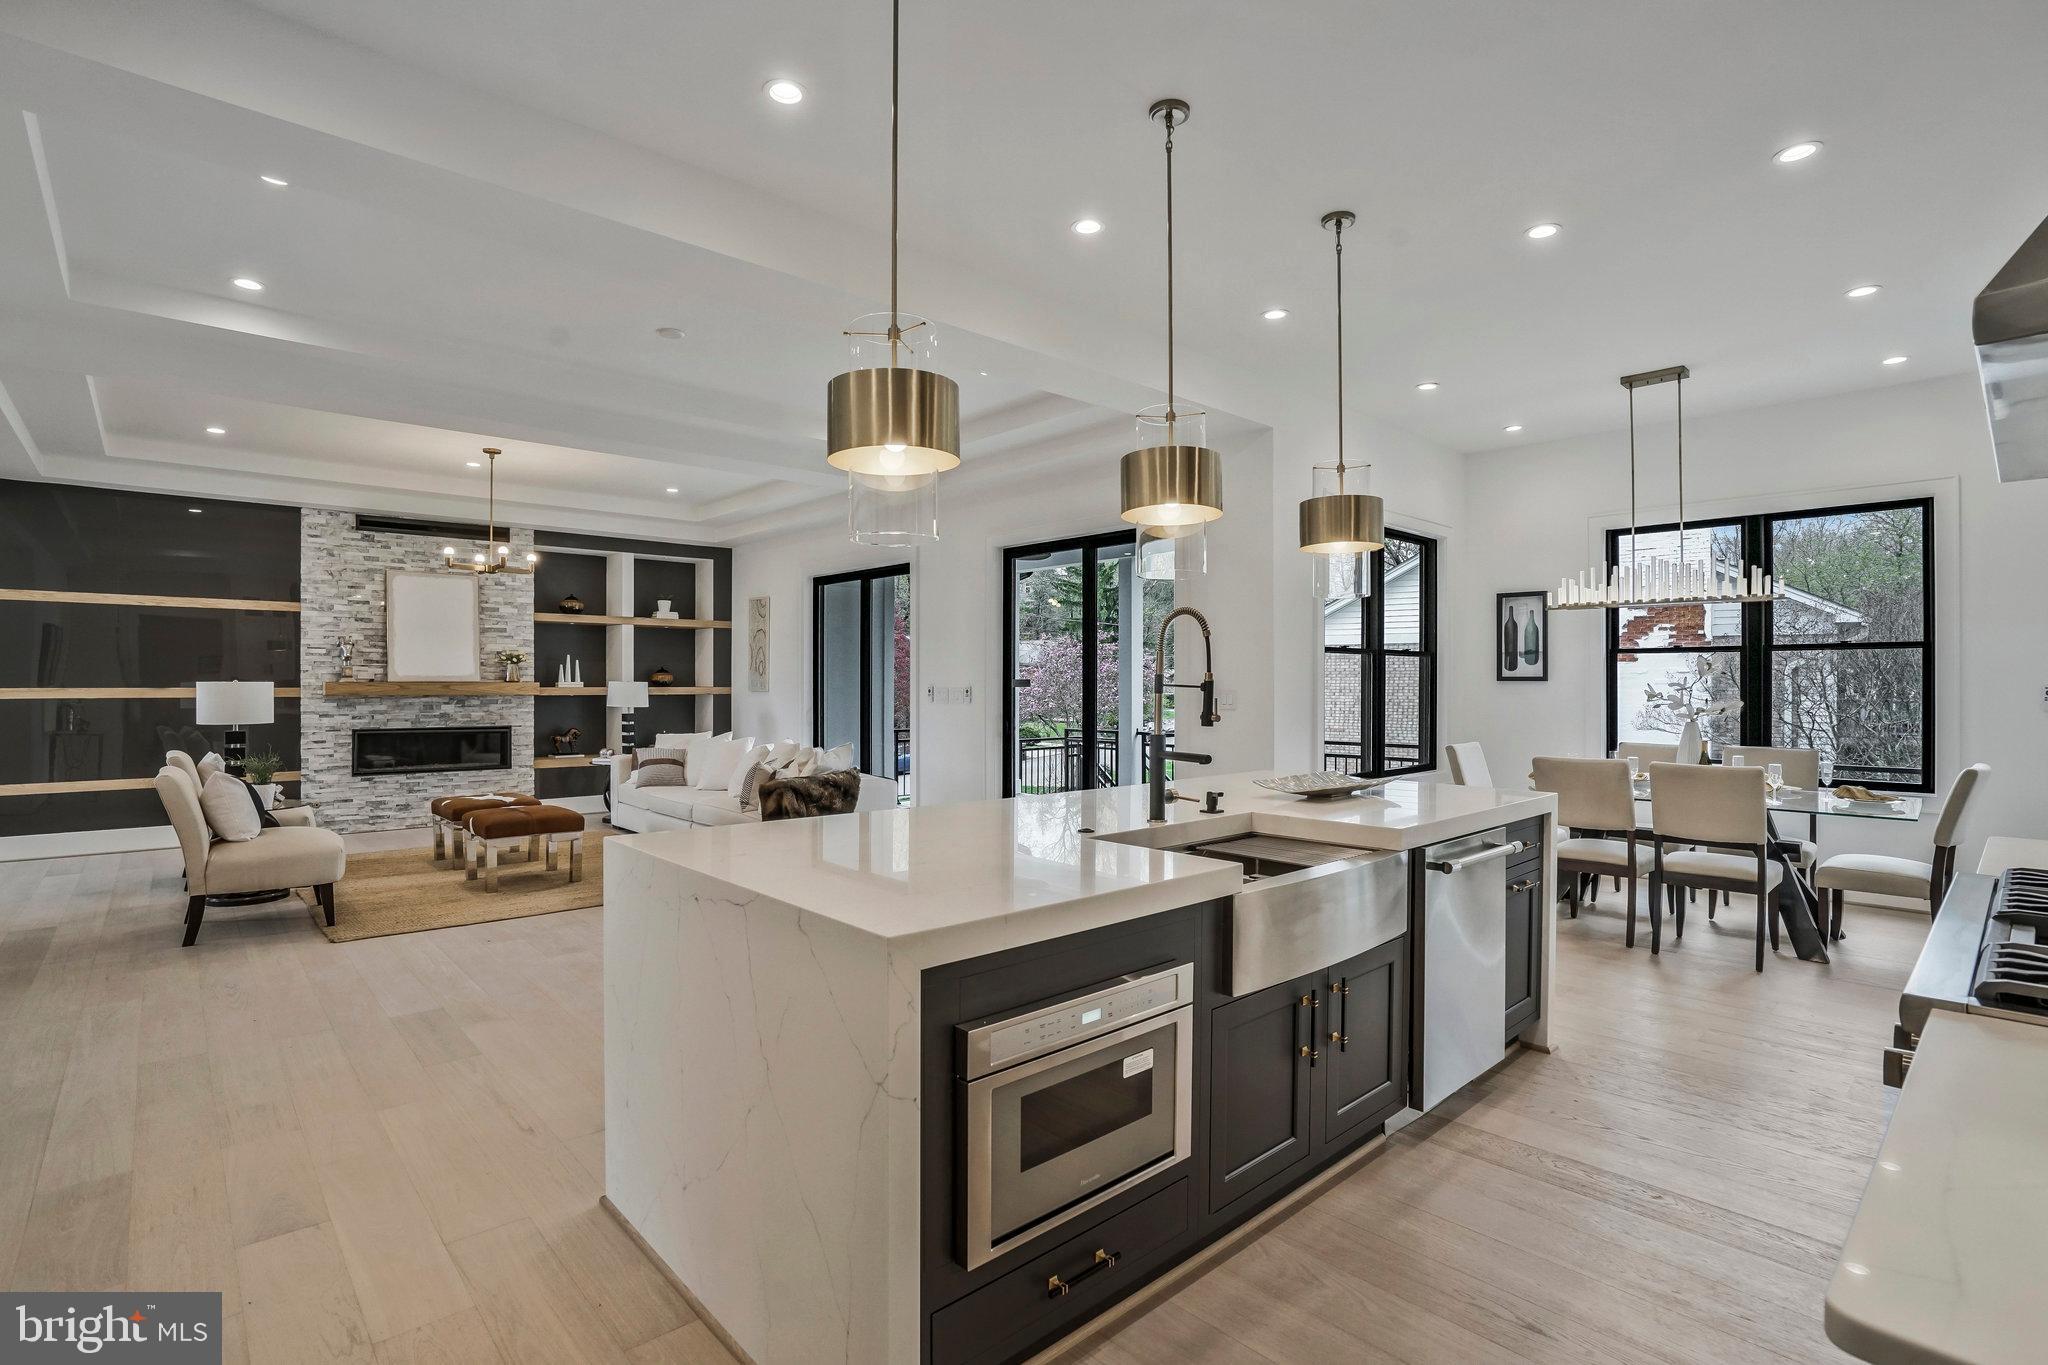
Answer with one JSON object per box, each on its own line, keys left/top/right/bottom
{"left": 1149, "top": 607, "right": 1220, "bottom": 823}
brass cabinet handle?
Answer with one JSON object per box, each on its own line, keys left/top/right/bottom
{"left": 1047, "top": 1247, "right": 1120, "bottom": 1299}
{"left": 1329, "top": 1030, "right": 1347, "bottom": 1045}
{"left": 1509, "top": 877, "right": 1538, "bottom": 893}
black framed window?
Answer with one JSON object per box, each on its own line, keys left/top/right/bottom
{"left": 1605, "top": 497, "right": 1934, "bottom": 791}
{"left": 812, "top": 564, "right": 910, "bottom": 789}
{"left": 1322, "top": 529, "right": 1438, "bottom": 777}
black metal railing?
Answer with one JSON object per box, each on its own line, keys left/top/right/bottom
{"left": 1320, "top": 738, "right": 1423, "bottom": 777}
{"left": 893, "top": 727, "right": 911, "bottom": 799}
{"left": 1015, "top": 726, "right": 1180, "bottom": 794}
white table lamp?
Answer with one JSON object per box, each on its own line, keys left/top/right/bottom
{"left": 195, "top": 680, "right": 275, "bottom": 776}
{"left": 607, "top": 680, "right": 651, "bottom": 752}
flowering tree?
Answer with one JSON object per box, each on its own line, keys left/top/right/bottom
{"left": 1019, "top": 635, "right": 1122, "bottom": 734}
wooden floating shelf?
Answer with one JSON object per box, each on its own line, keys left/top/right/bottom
{"left": 0, "top": 771, "right": 301, "bottom": 797}
{"left": 321, "top": 681, "right": 730, "bottom": 698}
{"left": 0, "top": 686, "right": 303, "bottom": 701}
{"left": 0, "top": 588, "right": 300, "bottom": 613}
{"left": 533, "top": 613, "right": 729, "bottom": 629}
{"left": 533, "top": 754, "right": 604, "bottom": 769}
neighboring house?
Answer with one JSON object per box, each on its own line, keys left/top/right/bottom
{"left": 1322, "top": 554, "right": 1424, "bottom": 750}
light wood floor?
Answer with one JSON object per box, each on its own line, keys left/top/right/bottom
{"left": 1, "top": 852, "right": 1920, "bottom": 1364}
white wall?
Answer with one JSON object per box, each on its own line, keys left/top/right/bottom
{"left": 731, "top": 436, "right": 1279, "bottom": 806}
{"left": 1453, "top": 373, "right": 2048, "bottom": 871}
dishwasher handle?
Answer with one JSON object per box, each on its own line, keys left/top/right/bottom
{"left": 1425, "top": 840, "right": 1525, "bottom": 874}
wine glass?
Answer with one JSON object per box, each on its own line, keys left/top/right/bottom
{"left": 1729, "top": 753, "right": 1746, "bottom": 767}
{"left": 1765, "top": 762, "right": 1784, "bottom": 800}
{"left": 1818, "top": 756, "right": 1834, "bottom": 789}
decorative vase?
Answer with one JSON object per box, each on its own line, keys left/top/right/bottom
{"left": 503, "top": 661, "right": 522, "bottom": 683}
{"left": 559, "top": 594, "right": 584, "bottom": 614}
{"left": 647, "top": 665, "right": 675, "bottom": 686}
{"left": 655, "top": 599, "right": 672, "bottom": 615}
{"left": 254, "top": 783, "right": 282, "bottom": 810}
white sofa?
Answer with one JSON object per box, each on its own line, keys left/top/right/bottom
{"left": 606, "top": 750, "right": 898, "bottom": 833}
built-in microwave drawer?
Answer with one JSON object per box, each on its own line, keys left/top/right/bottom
{"left": 930, "top": 1177, "right": 1192, "bottom": 1365}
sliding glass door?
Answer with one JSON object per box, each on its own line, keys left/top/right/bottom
{"left": 1004, "top": 532, "right": 1170, "bottom": 796}
{"left": 812, "top": 565, "right": 910, "bottom": 797}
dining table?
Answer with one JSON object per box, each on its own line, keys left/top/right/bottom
{"left": 1624, "top": 777, "right": 1925, "bottom": 964}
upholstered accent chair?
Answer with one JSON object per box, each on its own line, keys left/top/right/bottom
{"left": 154, "top": 765, "right": 346, "bottom": 945}
{"left": 1444, "top": 742, "right": 1493, "bottom": 788}
{"left": 1647, "top": 761, "right": 1778, "bottom": 971}
{"left": 1814, "top": 764, "right": 1988, "bottom": 934}
{"left": 1533, "top": 756, "right": 1651, "bottom": 948}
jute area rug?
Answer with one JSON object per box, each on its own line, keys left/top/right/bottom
{"left": 303, "top": 826, "right": 614, "bottom": 943}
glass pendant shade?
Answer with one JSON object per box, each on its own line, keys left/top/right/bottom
{"left": 1312, "top": 549, "right": 1372, "bottom": 601}
{"left": 847, "top": 470, "right": 937, "bottom": 546}
{"left": 826, "top": 365, "right": 960, "bottom": 476}
{"left": 1136, "top": 521, "right": 1207, "bottom": 581}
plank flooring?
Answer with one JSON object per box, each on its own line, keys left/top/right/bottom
{"left": 1, "top": 849, "right": 1920, "bottom": 1363}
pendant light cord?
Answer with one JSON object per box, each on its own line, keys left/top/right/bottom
{"left": 1333, "top": 215, "right": 1346, "bottom": 491}
{"left": 1162, "top": 108, "right": 1177, "bottom": 434}
{"left": 1674, "top": 370, "right": 1686, "bottom": 555}
{"left": 1627, "top": 385, "right": 1637, "bottom": 586}
{"left": 887, "top": 0, "right": 901, "bottom": 368}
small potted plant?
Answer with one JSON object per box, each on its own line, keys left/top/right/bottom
{"left": 497, "top": 649, "right": 528, "bottom": 683}
{"left": 243, "top": 750, "right": 285, "bottom": 810}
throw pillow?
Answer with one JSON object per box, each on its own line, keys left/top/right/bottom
{"left": 689, "top": 737, "right": 750, "bottom": 790}
{"left": 199, "top": 770, "right": 263, "bottom": 841}
{"left": 736, "top": 762, "right": 777, "bottom": 812}
{"left": 784, "top": 746, "right": 821, "bottom": 778}
{"left": 196, "top": 751, "right": 226, "bottom": 781}
{"left": 238, "top": 779, "right": 281, "bottom": 830}
{"left": 758, "top": 770, "right": 864, "bottom": 821}
{"left": 762, "top": 739, "right": 801, "bottom": 771}
{"left": 633, "top": 746, "right": 690, "bottom": 788}
{"left": 818, "top": 743, "right": 858, "bottom": 773}
{"left": 653, "top": 730, "right": 710, "bottom": 750}
{"left": 727, "top": 744, "right": 771, "bottom": 799}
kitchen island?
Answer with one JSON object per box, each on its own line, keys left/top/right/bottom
{"left": 603, "top": 772, "right": 1556, "bottom": 1365}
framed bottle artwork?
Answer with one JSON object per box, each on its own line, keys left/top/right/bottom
{"left": 1496, "top": 590, "right": 1548, "bottom": 681}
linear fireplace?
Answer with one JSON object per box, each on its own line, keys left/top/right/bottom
{"left": 352, "top": 725, "right": 512, "bottom": 777}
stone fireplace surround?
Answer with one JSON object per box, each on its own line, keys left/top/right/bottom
{"left": 299, "top": 509, "right": 536, "bottom": 832}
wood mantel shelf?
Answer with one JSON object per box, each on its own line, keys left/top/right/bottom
{"left": 533, "top": 612, "right": 729, "bottom": 629}
{"left": 320, "top": 681, "right": 730, "bottom": 698}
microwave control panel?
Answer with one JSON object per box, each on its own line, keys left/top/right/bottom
{"left": 968, "top": 965, "right": 1192, "bottom": 1077}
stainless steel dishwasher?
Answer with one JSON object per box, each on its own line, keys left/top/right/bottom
{"left": 1419, "top": 829, "right": 1521, "bottom": 1110}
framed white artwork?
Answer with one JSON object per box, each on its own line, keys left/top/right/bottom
{"left": 385, "top": 570, "right": 481, "bottom": 680}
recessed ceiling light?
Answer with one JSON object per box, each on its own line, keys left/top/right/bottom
{"left": 259, "top": 174, "right": 289, "bottom": 186}
{"left": 978, "top": 370, "right": 989, "bottom": 376}
{"left": 1503, "top": 424, "right": 1523, "bottom": 433}
{"left": 1883, "top": 355, "right": 1909, "bottom": 365}
{"left": 231, "top": 277, "right": 264, "bottom": 291}
{"left": 765, "top": 79, "right": 804, "bottom": 105}
{"left": 466, "top": 460, "right": 481, "bottom": 468}
{"left": 1261, "top": 308, "right": 1289, "bottom": 321}
{"left": 1773, "top": 141, "right": 1822, "bottom": 164}
{"left": 653, "top": 326, "right": 684, "bottom": 340}
{"left": 187, "top": 507, "right": 203, "bottom": 514}
{"left": 665, "top": 486, "right": 680, "bottom": 494}
{"left": 1845, "top": 284, "right": 1882, "bottom": 298}
{"left": 1415, "top": 381, "right": 1440, "bottom": 392}
{"left": 205, "top": 426, "right": 226, "bottom": 436}
{"left": 1525, "top": 223, "right": 1561, "bottom": 240}
{"left": 1071, "top": 218, "right": 1103, "bottom": 236}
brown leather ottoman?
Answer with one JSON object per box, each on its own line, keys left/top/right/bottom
{"left": 463, "top": 803, "right": 586, "bottom": 890}
{"left": 429, "top": 792, "right": 538, "bottom": 864}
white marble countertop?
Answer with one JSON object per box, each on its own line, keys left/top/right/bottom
{"left": 612, "top": 771, "right": 1553, "bottom": 957}
{"left": 1825, "top": 1010, "right": 2048, "bottom": 1365}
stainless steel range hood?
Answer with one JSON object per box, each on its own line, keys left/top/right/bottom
{"left": 1975, "top": 214, "right": 2048, "bottom": 482}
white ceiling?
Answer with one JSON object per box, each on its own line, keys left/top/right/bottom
{"left": 1, "top": 0, "right": 2045, "bottom": 538}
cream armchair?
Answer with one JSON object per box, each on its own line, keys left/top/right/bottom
{"left": 154, "top": 766, "right": 346, "bottom": 945}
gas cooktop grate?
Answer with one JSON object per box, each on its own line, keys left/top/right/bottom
{"left": 2002, "top": 867, "right": 2048, "bottom": 912}
{"left": 1974, "top": 941, "right": 2048, "bottom": 1013}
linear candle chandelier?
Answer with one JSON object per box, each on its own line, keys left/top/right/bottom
{"left": 1550, "top": 365, "right": 1783, "bottom": 610}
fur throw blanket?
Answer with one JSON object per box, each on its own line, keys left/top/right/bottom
{"left": 758, "top": 769, "right": 865, "bottom": 820}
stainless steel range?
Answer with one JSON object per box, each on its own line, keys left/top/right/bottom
{"left": 1889, "top": 866, "right": 2048, "bottom": 1083}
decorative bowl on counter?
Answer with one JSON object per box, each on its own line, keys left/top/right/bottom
{"left": 1253, "top": 772, "right": 1395, "bottom": 800}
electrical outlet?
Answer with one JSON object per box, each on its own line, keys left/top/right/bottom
{"left": 960, "top": 685, "right": 973, "bottom": 706}
{"left": 1218, "top": 687, "right": 1238, "bottom": 711}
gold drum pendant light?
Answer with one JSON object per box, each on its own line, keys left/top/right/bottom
{"left": 825, "top": 0, "right": 960, "bottom": 493}
{"left": 1120, "top": 98, "right": 1223, "bottom": 530}
{"left": 1299, "top": 210, "right": 1385, "bottom": 574}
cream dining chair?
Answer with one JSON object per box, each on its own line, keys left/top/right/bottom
{"left": 1715, "top": 745, "right": 1822, "bottom": 917}
{"left": 1444, "top": 742, "right": 1493, "bottom": 787}
{"left": 1648, "top": 761, "right": 1779, "bottom": 971}
{"left": 1532, "top": 756, "right": 1651, "bottom": 948}
{"left": 1814, "top": 763, "right": 1988, "bottom": 935}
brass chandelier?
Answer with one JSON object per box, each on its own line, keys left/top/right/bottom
{"left": 442, "top": 448, "right": 538, "bottom": 575}
{"left": 1120, "top": 98, "right": 1222, "bottom": 534}
{"left": 1298, "top": 209, "right": 1385, "bottom": 598}
{"left": 825, "top": 0, "right": 958, "bottom": 545}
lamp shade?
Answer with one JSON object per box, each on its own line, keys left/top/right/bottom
{"left": 606, "top": 680, "right": 650, "bottom": 710}
{"left": 1119, "top": 444, "right": 1223, "bottom": 526}
{"left": 195, "top": 680, "right": 274, "bottom": 726}
{"left": 1298, "top": 491, "right": 1385, "bottom": 554}
{"left": 826, "top": 367, "right": 960, "bottom": 476}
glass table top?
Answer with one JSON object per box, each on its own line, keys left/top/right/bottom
{"left": 1629, "top": 778, "right": 1922, "bottom": 822}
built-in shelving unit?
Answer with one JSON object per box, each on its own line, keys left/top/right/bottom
{"left": 532, "top": 612, "right": 730, "bottom": 629}
{"left": 0, "top": 771, "right": 304, "bottom": 797}
{"left": 532, "top": 754, "right": 598, "bottom": 770}
{"left": 320, "top": 681, "right": 727, "bottom": 698}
